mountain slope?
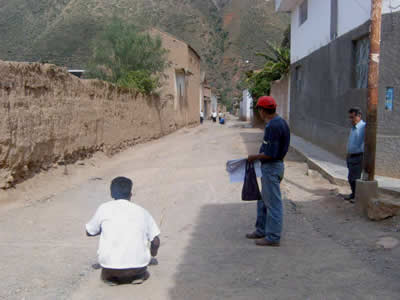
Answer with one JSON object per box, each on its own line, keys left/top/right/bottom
{"left": 0, "top": 0, "right": 288, "bottom": 100}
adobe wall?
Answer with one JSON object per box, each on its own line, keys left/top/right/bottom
{"left": 187, "top": 48, "right": 201, "bottom": 125}
{"left": 149, "top": 29, "right": 200, "bottom": 126}
{"left": 0, "top": 61, "right": 196, "bottom": 188}
{"left": 271, "top": 75, "right": 290, "bottom": 122}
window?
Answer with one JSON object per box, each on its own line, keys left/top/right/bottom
{"left": 299, "top": 0, "right": 308, "bottom": 26}
{"left": 330, "top": 0, "right": 338, "bottom": 40}
{"left": 354, "top": 37, "right": 370, "bottom": 89}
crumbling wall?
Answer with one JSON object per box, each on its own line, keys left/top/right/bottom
{"left": 0, "top": 61, "right": 197, "bottom": 188}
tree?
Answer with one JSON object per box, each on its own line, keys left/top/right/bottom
{"left": 87, "top": 19, "right": 169, "bottom": 94}
{"left": 245, "top": 43, "right": 290, "bottom": 101}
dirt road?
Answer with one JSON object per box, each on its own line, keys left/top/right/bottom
{"left": 1, "top": 120, "right": 399, "bottom": 300}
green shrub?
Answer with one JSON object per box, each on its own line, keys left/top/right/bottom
{"left": 245, "top": 44, "right": 290, "bottom": 103}
{"left": 87, "top": 18, "right": 168, "bottom": 94}
{"left": 117, "top": 70, "right": 160, "bottom": 95}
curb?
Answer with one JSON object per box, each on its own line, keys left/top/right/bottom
{"left": 290, "top": 145, "right": 400, "bottom": 198}
{"left": 289, "top": 146, "right": 348, "bottom": 186}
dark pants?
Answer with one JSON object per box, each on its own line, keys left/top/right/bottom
{"left": 101, "top": 267, "right": 147, "bottom": 284}
{"left": 346, "top": 153, "right": 363, "bottom": 198}
{"left": 200, "top": 117, "right": 204, "bottom": 124}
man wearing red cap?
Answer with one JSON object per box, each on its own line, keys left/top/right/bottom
{"left": 246, "top": 96, "right": 290, "bottom": 247}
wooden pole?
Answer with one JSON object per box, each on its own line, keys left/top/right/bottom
{"left": 364, "top": 0, "right": 382, "bottom": 181}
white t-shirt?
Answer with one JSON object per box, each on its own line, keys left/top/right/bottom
{"left": 86, "top": 200, "right": 160, "bottom": 269}
{"left": 219, "top": 113, "right": 223, "bottom": 117}
{"left": 212, "top": 112, "right": 217, "bottom": 118}
{"left": 200, "top": 111, "right": 204, "bottom": 118}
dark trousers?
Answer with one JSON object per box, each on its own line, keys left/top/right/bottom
{"left": 346, "top": 153, "right": 363, "bottom": 198}
{"left": 200, "top": 117, "right": 204, "bottom": 124}
{"left": 101, "top": 267, "right": 147, "bottom": 284}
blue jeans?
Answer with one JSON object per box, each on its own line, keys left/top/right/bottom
{"left": 255, "top": 162, "right": 284, "bottom": 242}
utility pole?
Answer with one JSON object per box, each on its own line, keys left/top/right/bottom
{"left": 364, "top": 0, "right": 382, "bottom": 181}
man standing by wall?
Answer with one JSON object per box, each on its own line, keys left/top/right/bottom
{"left": 344, "top": 107, "right": 366, "bottom": 202}
{"left": 246, "top": 96, "right": 290, "bottom": 247}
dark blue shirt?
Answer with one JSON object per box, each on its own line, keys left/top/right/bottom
{"left": 259, "top": 116, "right": 291, "bottom": 161}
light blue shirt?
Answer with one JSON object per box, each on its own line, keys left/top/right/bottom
{"left": 347, "top": 120, "right": 366, "bottom": 154}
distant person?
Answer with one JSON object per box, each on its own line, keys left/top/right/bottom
{"left": 218, "top": 111, "right": 223, "bottom": 121}
{"left": 343, "top": 107, "right": 366, "bottom": 202}
{"left": 212, "top": 111, "right": 217, "bottom": 123}
{"left": 247, "top": 96, "right": 290, "bottom": 247}
{"left": 200, "top": 110, "right": 204, "bottom": 124}
{"left": 86, "top": 177, "right": 160, "bottom": 285}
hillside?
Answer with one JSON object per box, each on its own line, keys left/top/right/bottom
{"left": 0, "top": 0, "right": 288, "bottom": 101}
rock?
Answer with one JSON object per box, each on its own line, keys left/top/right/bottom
{"left": 306, "top": 169, "right": 318, "bottom": 177}
{"left": 367, "top": 198, "right": 400, "bottom": 221}
{"left": 376, "top": 237, "right": 399, "bottom": 249}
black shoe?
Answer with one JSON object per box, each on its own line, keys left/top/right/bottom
{"left": 342, "top": 194, "right": 356, "bottom": 203}
{"left": 342, "top": 194, "right": 354, "bottom": 201}
{"left": 246, "top": 232, "right": 265, "bottom": 239}
{"left": 255, "top": 239, "right": 280, "bottom": 247}
{"left": 131, "top": 271, "right": 150, "bottom": 285}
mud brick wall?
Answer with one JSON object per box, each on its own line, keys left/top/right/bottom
{"left": 0, "top": 61, "right": 197, "bottom": 188}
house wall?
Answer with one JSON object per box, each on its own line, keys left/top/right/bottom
{"left": 203, "top": 86, "right": 212, "bottom": 118}
{"left": 290, "top": 0, "right": 400, "bottom": 63}
{"left": 271, "top": 75, "right": 290, "bottom": 122}
{"left": 211, "top": 94, "right": 218, "bottom": 113}
{"left": 149, "top": 28, "right": 200, "bottom": 127}
{"left": 376, "top": 10, "right": 400, "bottom": 177}
{"left": 290, "top": 22, "right": 370, "bottom": 158}
{"left": 187, "top": 48, "right": 201, "bottom": 125}
{"left": 0, "top": 61, "right": 198, "bottom": 188}
{"left": 291, "top": 0, "right": 331, "bottom": 63}
{"left": 289, "top": 11, "right": 400, "bottom": 178}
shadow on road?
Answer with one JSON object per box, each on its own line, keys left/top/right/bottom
{"left": 168, "top": 201, "right": 281, "bottom": 300}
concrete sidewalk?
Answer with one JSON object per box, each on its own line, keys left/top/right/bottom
{"left": 290, "top": 134, "right": 400, "bottom": 196}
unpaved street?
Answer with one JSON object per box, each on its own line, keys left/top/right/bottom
{"left": 1, "top": 120, "right": 400, "bottom": 300}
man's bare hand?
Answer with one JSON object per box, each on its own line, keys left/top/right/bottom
{"left": 248, "top": 155, "right": 259, "bottom": 162}
{"left": 151, "top": 236, "right": 160, "bottom": 257}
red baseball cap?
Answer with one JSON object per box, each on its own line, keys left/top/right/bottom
{"left": 256, "top": 96, "right": 277, "bottom": 109}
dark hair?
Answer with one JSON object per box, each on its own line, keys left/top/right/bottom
{"left": 259, "top": 107, "right": 276, "bottom": 115}
{"left": 348, "top": 107, "right": 362, "bottom": 116}
{"left": 110, "top": 177, "right": 133, "bottom": 200}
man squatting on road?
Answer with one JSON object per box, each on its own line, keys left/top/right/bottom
{"left": 343, "top": 107, "right": 366, "bottom": 203}
{"left": 247, "top": 96, "right": 291, "bottom": 247}
{"left": 86, "top": 177, "right": 161, "bottom": 285}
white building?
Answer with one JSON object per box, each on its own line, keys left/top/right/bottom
{"left": 240, "top": 89, "right": 253, "bottom": 121}
{"left": 211, "top": 94, "right": 218, "bottom": 113}
{"left": 276, "top": 0, "right": 400, "bottom": 63}
{"left": 275, "top": 0, "right": 400, "bottom": 178}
